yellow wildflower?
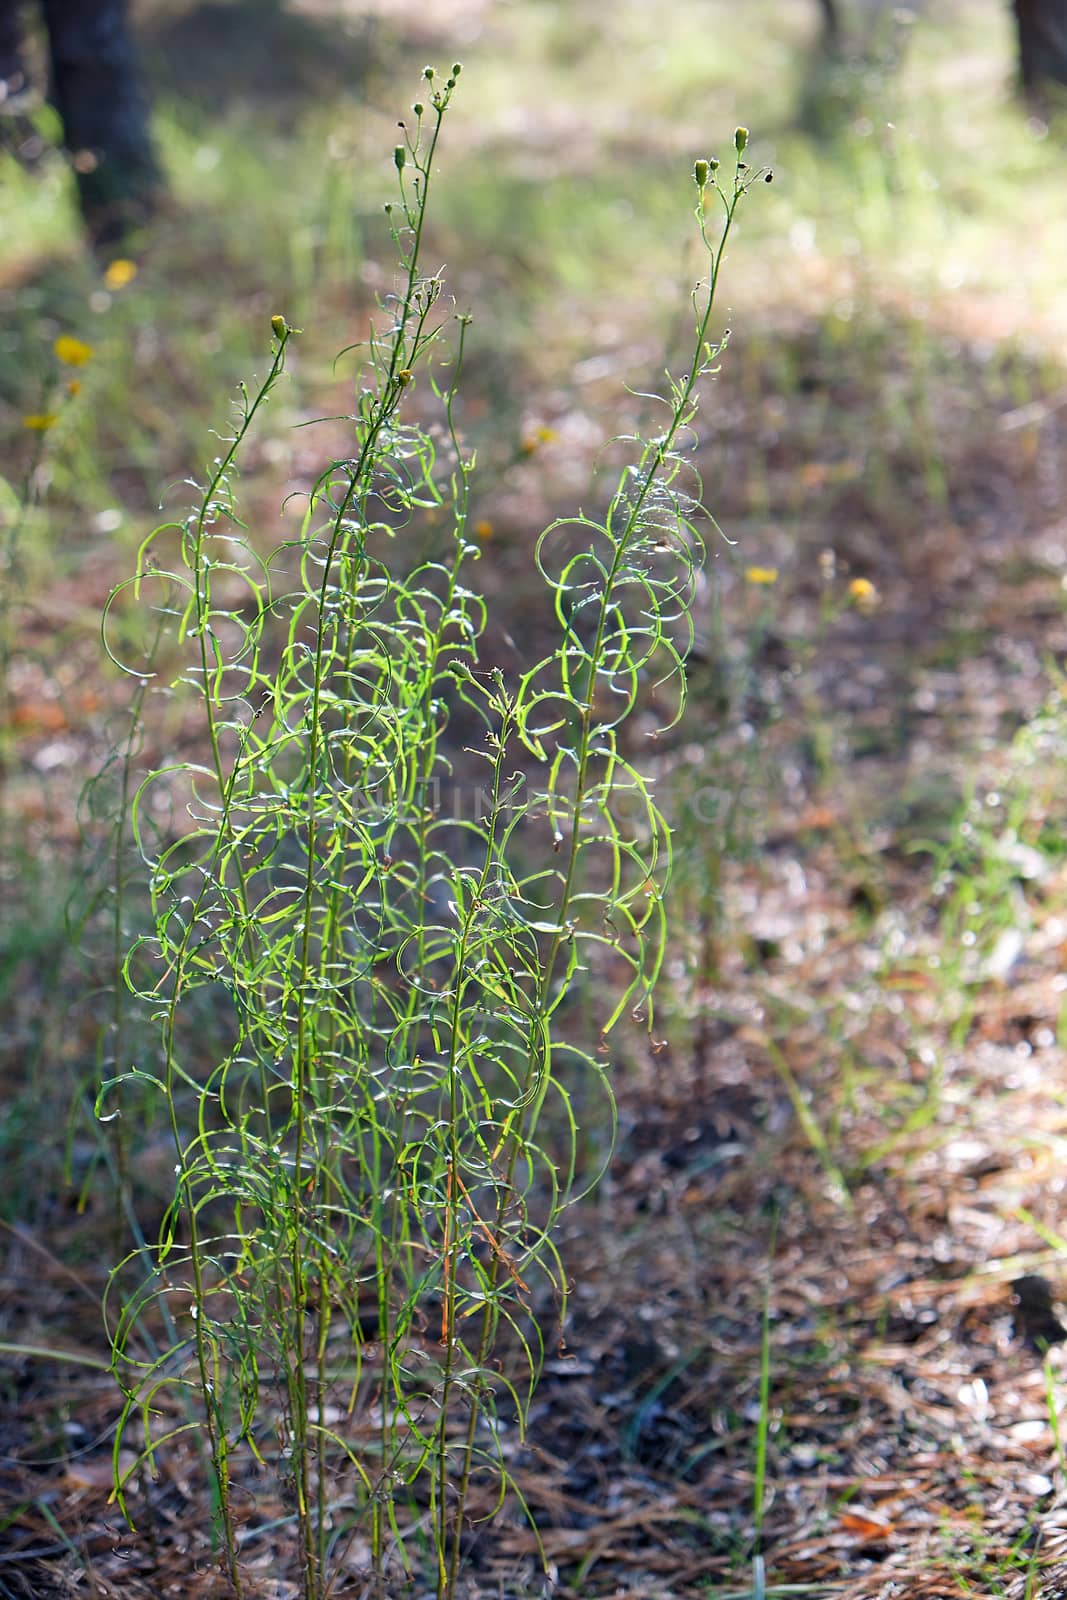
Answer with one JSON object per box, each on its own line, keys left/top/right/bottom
{"left": 849, "top": 576, "right": 879, "bottom": 613}
{"left": 22, "top": 413, "right": 59, "bottom": 431}
{"left": 474, "top": 519, "right": 494, "bottom": 541}
{"left": 54, "top": 334, "right": 94, "bottom": 367}
{"left": 745, "top": 565, "right": 779, "bottom": 585}
{"left": 520, "top": 425, "right": 558, "bottom": 456}
{"left": 103, "top": 258, "right": 138, "bottom": 290}
{"left": 66, "top": 379, "right": 82, "bottom": 396}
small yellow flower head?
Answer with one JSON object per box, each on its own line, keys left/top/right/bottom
{"left": 103, "top": 258, "right": 138, "bottom": 290}
{"left": 474, "top": 519, "right": 494, "bottom": 541}
{"left": 23, "top": 413, "right": 59, "bottom": 431}
{"left": 849, "top": 576, "right": 879, "bottom": 613}
{"left": 54, "top": 334, "right": 94, "bottom": 367}
{"left": 271, "top": 314, "right": 287, "bottom": 340}
{"left": 520, "top": 425, "right": 558, "bottom": 456}
{"left": 745, "top": 565, "right": 779, "bottom": 586}
{"left": 66, "top": 378, "right": 82, "bottom": 396}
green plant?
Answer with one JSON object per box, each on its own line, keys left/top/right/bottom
{"left": 911, "top": 680, "right": 1067, "bottom": 1062}
{"left": 99, "top": 77, "right": 763, "bottom": 1599}
{"left": 751, "top": 1222, "right": 775, "bottom": 1573}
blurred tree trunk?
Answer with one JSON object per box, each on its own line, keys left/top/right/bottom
{"left": 817, "top": 0, "right": 841, "bottom": 51}
{"left": 40, "top": 0, "right": 163, "bottom": 248}
{"left": 1013, "top": 0, "right": 1067, "bottom": 98}
{"left": 0, "top": 0, "right": 26, "bottom": 95}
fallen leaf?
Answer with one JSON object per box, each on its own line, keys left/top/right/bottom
{"left": 839, "top": 1510, "right": 895, "bottom": 1540}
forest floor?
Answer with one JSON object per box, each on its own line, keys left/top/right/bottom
{"left": 7, "top": 1, "right": 1067, "bottom": 1597}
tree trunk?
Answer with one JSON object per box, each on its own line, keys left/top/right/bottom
{"left": 40, "top": 0, "right": 163, "bottom": 249}
{"left": 1013, "top": 0, "right": 1067, "bottom": 99}
{"left": 817, "top": 0, "right": 841, "bottom": 52}
{"left": 0, "top": 0, "right": 26, "bottom": 97}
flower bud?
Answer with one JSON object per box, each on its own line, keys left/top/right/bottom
{"left": 413, "top": 102, "right": 424, "bottom": 116}
{"left": 271, "top": 315, "right": 287, "bottom": 340}
{"left": 423, "top": 65, "right": 435, "bottom": 80}
{"left": 693, "top": 159, "right": 709, "bottom": 189}
{"left": 394, "top": 145, "right": 406, "bottom": 171}
{"left": 452, "top": 62, "right": 462, "bottom": 76}
{"left": 735, "top": 126, "right": 749, "bottom": 155}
